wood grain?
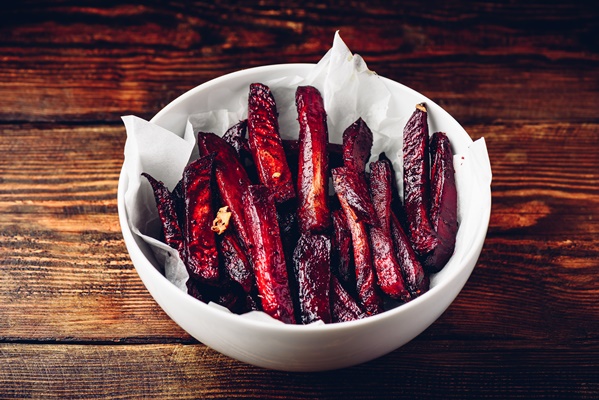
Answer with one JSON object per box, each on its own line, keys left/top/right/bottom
{"left": 0, "top": 2, "right": 597, "bottom": 124}
{"left": 0, "top": 342, "right": 596, "bottom": 399}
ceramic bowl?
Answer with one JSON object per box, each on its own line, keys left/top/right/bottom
{"left": 117, "top": 64, "right": 491, "bottom": 372}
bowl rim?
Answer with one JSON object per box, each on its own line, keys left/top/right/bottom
{"left": 118, "top": 62, "right": 492, "bottom": 334}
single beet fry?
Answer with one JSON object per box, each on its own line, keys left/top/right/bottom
{"left": 222, "top": 119, "right": 250, "bottom": 157}
{"left": 248, "top": 83, "right": 296, "bottom": 203}
{"left": 219, "top": 231, "right": 254, "bottom": 293}
{"left": 141, "top": 173, "right": 184, "bottom": 253}
{"left": 243, "top": 185, "right": 296, "bottom": 324}
{"left": 331, "top": 167, "right": 377, "bottom": 226}
{"left": 197, "top": 132, "right": 252, "bottom": 249}
{"left": 403, "top": 103, "right": 438, "bottom": 258}
{"left": 343, "top": 118, "right": 373, "bottom": 172}
{"left": 182, "top": 153, "right": 219, "bottom": 284}
{"left": 391, "top": 211, "right": 429, "bottom": 297}
{"left": 295, "top": 85, "right": 331, "bottom": 234}
{"left": 292, "top": 233, "right": 332, "bottom": 324}
{"left": 425, "top": 132, "right": 458, "bottom": 272}
{"left": 333, "top": 169, "right": 384, "bottom": 316}
{"left": 330, "top": 274, "right": 367, "bottom": 323}
{"left": 368, "top": 160, "right": 411, "bottom": 302}
{"left": 331, "top": 209, "right": 354, "bottom": 286}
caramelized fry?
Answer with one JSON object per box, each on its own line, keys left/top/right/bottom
{"left": 426, "top": 132, "right": 458, "bottom": 272}
{"left": 390, "top": 212, "right": 429, "bottom": 297}
{"left": 331, "top": 209, "right": 354, "bottom": 286}
{"left": 222, "top": 119, "right": 250, "bottom": 157}
{"left": 248, "top": 83, "right": 296, "bottom": 203}
{"left": 331, "top": 167, "right": 377, "bottom": 226}
{"left": 403, "top": 103, "right": 438, "bottom": 257}
{"left": 182, "top": 154, "right": 219, "bottom": 284}
{"left": 141, "top": 173, "right": 184, "bottom": 253}
{"left": 330, "top": 274, "right": 367, "bottom": 323}
{"left": 295, "top": 85, "right": 331, "bottom": 233}
{"left": 343, "top": 118, "right": 373, "bottom": 172}
{"left": 368, "top": 160, "right": 411, "bottom": 301}
{"left": 243, "top": 185, "right": 296, "bottom": 324}
{"left": 333, "top": 169, "right": 383, "bottom": 315}
{"left": 218, "top": 231, "right": 254, "bottom": 294}
{"left": 293, "top": 233, "right": 332, "bottom": 324}
{"left": 197, "top": 132, "right": 252, "bottom": 249}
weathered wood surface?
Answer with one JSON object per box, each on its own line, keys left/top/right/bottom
{"left": 0, "top": 1, "right": 598, "bottom": 398}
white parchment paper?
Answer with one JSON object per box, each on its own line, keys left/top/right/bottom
{"left": 121, "top": 32, "right": 492, "bottom": 324}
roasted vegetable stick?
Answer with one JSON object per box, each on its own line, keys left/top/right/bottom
{"left": 248, "top": 83, "right": 296, "bottom": 203}
{"left": 426, "top": 132, "right": 458, "bottom": 272}
{"left": 390, "top": 212, "right": 429, "bottom": 297}
{"left": 343, "top": 117, "right": 373, "bottom": 172}
{"left": 222, "top": 119, "right": 250, "bottom": 157}
{"left": 243, "top": 185, "right": 296, "bottom": 324}
{"left": 330, "top": 274, "right": 367, "bottom": 323}
{"left": 293, "top": 233, "right": 332, "bottom": 324}
{"left": 333, "top": 169, "right": 384, "bottom": 315}
{"left": 141, "top": 173, "right": 184, "bottom": 253}
{"left": 368, "top": 160, "right": 411, "bottom": 302}
{"left": 182, "top": 153, "right": 219, "bottom": 284}
{"left": 331, "top": 209, "right": 354, "bottom": 286}
{"left": 197, "top": 132, "right": 252, "bottom": 249}
{"left": 219, "top": 231, "right": 254, "bottom": 294}
{"left": 295, "top": 85, "right": 332, "bottom": 233}
{"left": 403, "top": 103, "right": 439, "bottom": 258}
{"left": 331, "top": 167, "right": 378, "bottom": 226}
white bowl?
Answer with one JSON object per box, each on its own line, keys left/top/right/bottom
{"left": 117, "top": 64, "right": 491, "bottom": 372}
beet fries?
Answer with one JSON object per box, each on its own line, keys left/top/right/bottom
{"left": 295, "top": 85, "right": 332, "bottom": 234}
{"left": 181, "top": 154, "right": 219, "bottom": 284}
{"left": 143, "top": 85, "right": 459, "bottom": 325}
{"left": 426, "top": 132, "right": 458, "bottom": 272}
{"left": 293, "top": 234, "right": 332, "bottom": 324}
{"left": 248, "top": 83, "right": 296, "bottom": 203}
{"left": 197, "top": 131, "right": 252, "bottom": 249}
{"left": 243, "top": 185, "right": 296, "bottom": 324}
{"left": 403, "top": 103, "right": 439, "bottom": 260}
{"left": 332, "top": 168, "right": 384, "bottom": 316}
{"left": 368, "top": 160, "right": 411, "bottom": 302}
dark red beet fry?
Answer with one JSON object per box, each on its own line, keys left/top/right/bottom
{"left": 331, "top": 167, "right": 378, "bottom": 226}
{"left": 197, "top": 132, "right": 252, "bottom": 249}
{"left": 295, "top": 85, "right": 331, "bottom": 234}
{"left": 343, "top": 117, "right": 373, "bottom": 172}
{"left": 248, "top": 83, "right": 296, "bottom": 203}
{"left": 182, "top": 153, "right": 219, "bottom": 284}
{"left": 426, "top": 132, "right": 458, "bottom": 272}
{"left": 390, "top": 212, "right": 429, "bottom": 297}
{"left": 243, "top": 185, "right": 296, "bottom": 324}
{"left": 332, "top": 169, "right": 384, "bottom": 316}
{"left": 330, "top": 274, "right": 367, "bottom": 323}
{"left": 218, "top": 231, "right": 254, "bottom": 294}
{"left": 403, "top": 103, "right": 439, "bottom": 258}
{"left": 222, "top": 119, "right": 250, "bottom": 157}
{"left": 368, "top": 160, "right": 411, "bottom": 302}
{"left": 141, "top": 173, "right": 184, "bottom": 254}
{"left": 331, "top": 209, "right": 354, "bottom": 286}
{"left": 293, "top": 233, "right": 332, "bottom": 324}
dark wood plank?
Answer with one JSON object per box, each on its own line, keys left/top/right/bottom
{"left": 0, "top": 2, "right": 597, "bottom": 124}
{"left": 0, "top": 342, "right": 597, "bottom": 399}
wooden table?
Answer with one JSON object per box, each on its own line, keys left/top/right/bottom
{"left": 1, "top": 1, "right": 597, "bottom": 398}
